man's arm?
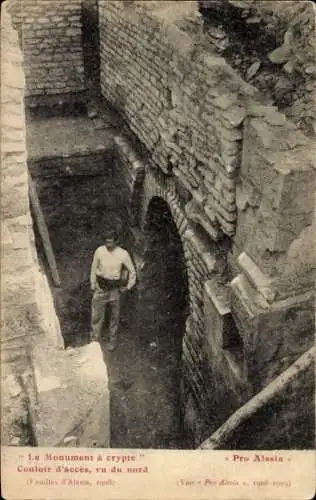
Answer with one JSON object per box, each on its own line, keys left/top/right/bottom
{"left": 90, "top": 249, "right": 99, "bottom": 290}
{"left": 122, "top": 251, "right": 137, "bottom": 290}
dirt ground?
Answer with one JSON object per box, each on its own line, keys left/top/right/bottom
{"left": 103, "top": 287, "right": 186, "bottom": 449}
{"left": 35, "top": 178, "right": 188, "bottom": 449}
{"left": 28, "top": 107, "right": 189, "bottom": 448}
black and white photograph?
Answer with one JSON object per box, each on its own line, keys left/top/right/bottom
{"left": 1, "top": 0, "right": 315, "bottom": 498}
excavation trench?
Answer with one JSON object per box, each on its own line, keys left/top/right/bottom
{"left": 33, "top": 148, "right": 189, "bottom": 449}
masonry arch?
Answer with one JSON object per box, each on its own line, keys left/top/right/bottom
{"left": 138, "top": 195, "right": 190, "bottom": 350}
{"left": 134, "top": 165, "right": 194, "bottom": 317}
{"left": 131, "top": 193, "right": 192, "bottom": 446}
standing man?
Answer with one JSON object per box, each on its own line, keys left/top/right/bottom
{"left": 90, "top": 229, "right": 137, "bottom": 351}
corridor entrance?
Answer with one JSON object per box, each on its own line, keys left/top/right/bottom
{"left": 107, "top": 196, "right": 190, "bottom": 449}
{"left": 139, "top": 196, "right": 189, "bottom": 347}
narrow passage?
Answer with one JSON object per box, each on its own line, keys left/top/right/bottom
{"left": 37, "top": 182, "right": 188, "bottom": 448}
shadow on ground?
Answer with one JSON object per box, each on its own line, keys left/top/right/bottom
{"left": 99, "top": 278, "right": 187, "bottom": 449}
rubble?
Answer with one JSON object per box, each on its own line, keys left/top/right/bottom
{"left": 199, "top": 0, "right": 316, "bottom": 135}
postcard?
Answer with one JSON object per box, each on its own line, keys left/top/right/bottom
{"left": 1, "top": 0, "right": 315, "bottom": 499}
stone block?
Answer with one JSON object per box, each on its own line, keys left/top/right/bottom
{"left": 254, "top": 207, "right": 312, "bottom": 255}
{"left": 219, "top": 106, "right": 247, "bottom": 127}
{"left": 32, "top": 340, "right": 109, "bottom": 446}
{"left": 240, "top": 120, "right": 314, "bottom": 272}
{"left": 277, "top": 168, "right": 315, "bottom": 215}
{"left": 219, "top": 137, "right": 240, "bottom": 156}
{"left": 237, "top": 252, "right": 277, "bottom": 303}
{"left": 214, "top": 93, "right": 238, "bottom": 110}
{"left": 283, "top": 225, "right": 315, "bottom": 279}
{"left": 2, "top": 247, "right": 34, "bottom": 276}
{"left": 1, "top": 184, "right": 29, "bottom": 219}
{"left": 231, "top": 272, "right": 315, "bottom": 389}
{"left": 215, "top": 121, "right": 243, "bottom": 141}
{"left": 204, "top": 279, "right": 238, "bottom": 349}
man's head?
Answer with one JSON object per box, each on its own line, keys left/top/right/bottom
{"left": 104, "top": 229, "right": 118, "bottom": 250}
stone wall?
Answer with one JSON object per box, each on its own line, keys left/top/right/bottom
{"left": 1, "top": 1, "right": 63, "bottom": 445}
{"left": 100, "top": 0, "right": 315, "bottom": 446}
{"left": 2, "top": 1, "right": 110, "bottom": 448}
{"left": 231, "top": 112, "right": 315, "bottom": 390}
{"left": 113, "top": 134, "right": 251, "bottom": 446}
{"left": 15, "top": 0, "right": 85, "bottom": 106}
{"left": 99, "top": 0, "right": 260, "bottom": 241}
{"left": 28, "top": 148, "right": 114, "bottom": 179}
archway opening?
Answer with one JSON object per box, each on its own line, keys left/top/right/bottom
{"left": 139, "top": 196, "right": 189, "bottom": 346}
{"left": 129, "top": 196, "right": 190, "bottom": 447}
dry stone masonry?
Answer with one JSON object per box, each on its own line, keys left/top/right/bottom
{"left": 100, "top": 0, "right": 315, "bottom": 445}
{"left": 1, "top": 0, "right": 109, "bottom": 448}
{"left": 99, "top": 0, "right": 261, "bottom": 241}
{"left": 15, "top": 0, "right": 85, "bottom": 107}
{"left": 1, "top": 0, "right": 60, "bottom": 445}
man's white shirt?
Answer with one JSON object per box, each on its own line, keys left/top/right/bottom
{"left": 90, "top": 245, "right": 136, "bottom": 291}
